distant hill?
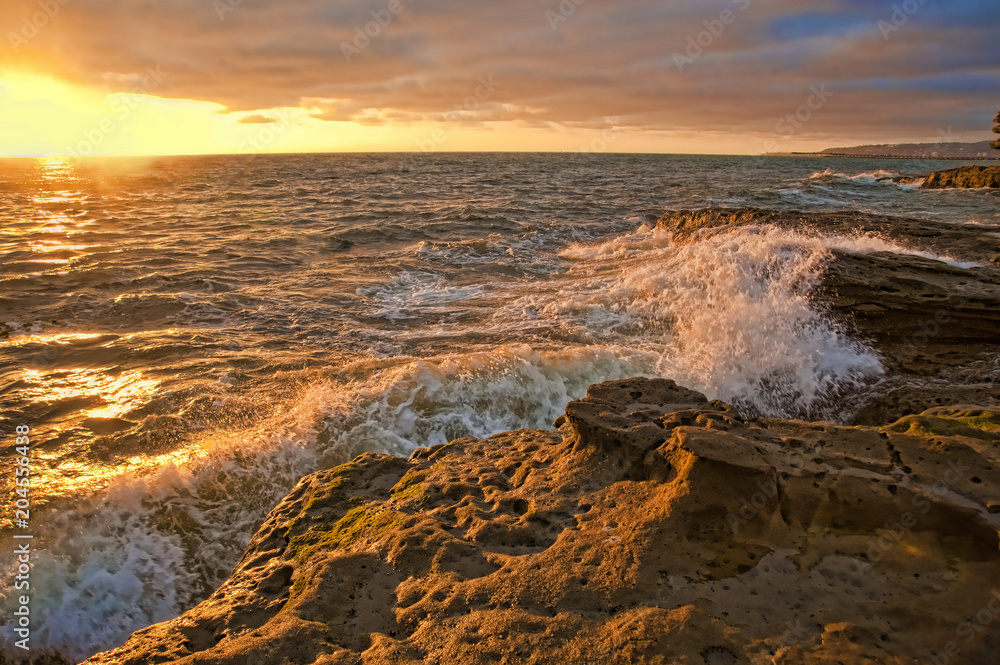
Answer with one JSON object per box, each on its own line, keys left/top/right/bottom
{"left": 817, "top": 141, "right": 996, "bottom": 159}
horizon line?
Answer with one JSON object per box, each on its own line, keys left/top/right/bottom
{"left": 2, "top": 150, "right": 995, "bottom": 161}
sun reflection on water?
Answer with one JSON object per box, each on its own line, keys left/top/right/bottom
{"left": 0, "top": 158, "right": 166, "bottom": 499}
{"left": 26, "top": 156, "right": 95, "bottom": 238}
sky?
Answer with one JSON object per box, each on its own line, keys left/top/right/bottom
{"left": 0, "top": 0, "right": 997, "bottom": 156}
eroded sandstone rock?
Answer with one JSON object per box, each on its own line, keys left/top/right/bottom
{"left": 84, "top": 378, "right": 1000, "bottom": 665}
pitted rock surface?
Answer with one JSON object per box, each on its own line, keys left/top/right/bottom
{"left": 83, "top": 378, "right": 1000, "bottom": 665}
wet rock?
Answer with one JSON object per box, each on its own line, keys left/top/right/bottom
{"left": 852, "top": 385, "right": 1000, "bottom": 426}
{"left": 921, "top": 165, "right": 1000, "bottom": 189}
{"left": 657, "top": 206, "right": 1000, "bottom": 376}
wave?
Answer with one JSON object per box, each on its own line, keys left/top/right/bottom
{"left": 808, "top": 168, "right": 900, "bottom": 185}
{"left": 806, "top": 168, "right": 927, "bottom": 191}
{"left": 356, "top": 271, "right": 488, "bottom": 320}
{"left": 558, "top": 224, "right": 886, "bottom": 417}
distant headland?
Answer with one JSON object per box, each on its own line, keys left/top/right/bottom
{"left": 770, "top": 140, "right": 998, "bottom": 160}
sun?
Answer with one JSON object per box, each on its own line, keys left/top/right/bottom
{"left": 0, "top": 69, "right": 417, "bottom": 157}
{"left": 0, "top": 69, "right": 246, "bottom": 157}
{"left": 0, "top": 69, "right": 288, "bottom": 158}
{"left": 0, "top": 71, "right": 109, "bottom": 157}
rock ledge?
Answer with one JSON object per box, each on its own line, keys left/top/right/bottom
{"left": 84, "top": 378, "right": 1000, "bottom": 665}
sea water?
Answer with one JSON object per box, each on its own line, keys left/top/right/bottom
{"left": 0, "top": 152, "right": 996, "bottom": 661}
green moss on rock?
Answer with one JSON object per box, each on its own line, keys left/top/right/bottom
{"left": 391, "top": 469, "right": 431, "bottom": 506}
{"left": 288, "top": 505, "right": 406, "bottom": 561}
{"left": 884, "top": 411, "right": 1000, "bottom": 442}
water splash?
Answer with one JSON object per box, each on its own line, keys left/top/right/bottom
{"left": 560, "top": 224, "right": 895, "bottom": 418}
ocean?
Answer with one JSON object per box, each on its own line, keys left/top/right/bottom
{"left": 1, "top": 152, "right": 997, "bottom": 661}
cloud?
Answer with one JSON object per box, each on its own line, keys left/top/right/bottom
{"left": 237, "top": 113, "right": 278, "bottom": 124}
{"left": 0, "top": 0, "right": 996, "bottom": 147}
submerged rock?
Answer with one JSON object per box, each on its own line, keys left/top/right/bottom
{"left": 921, "top": 165, "right": 1000, "bottom": 189}
{"left": 84, "top": 378, "right": 1000, "bottom": 664}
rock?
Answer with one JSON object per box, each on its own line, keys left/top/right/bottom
{"left": 656, "top": 207, "right": 998, "bottom": 260}
{"left": 654, "top": 207, "right": 779, "bottom": 241}
{"left": 921, "top": 165, "right": 1000, "bottom": 189}
{"left": 84, "top": 378, "right": 1000, "bottom": 665}
{"left": 657, "top": 207, "right": 1000, "bottom": 376}
{"left": 851, "top": 385, "right": 1000, "bottom": 426}
{"left": 818, "top": 250, "right": 1000, "bottom": 374}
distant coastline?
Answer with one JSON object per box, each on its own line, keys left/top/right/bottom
{"left": 769, "top": 152, "right": 1000, "bottom": 160}
{"left": 768, "top": 139, "right": 998, "bottom": 160}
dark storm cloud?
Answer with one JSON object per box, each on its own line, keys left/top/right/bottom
{"left": 2, "top": 0, "right": 997, "bottom": 143}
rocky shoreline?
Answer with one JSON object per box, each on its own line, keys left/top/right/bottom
{"left": 80, "top": 376, "right": 1000, "bottom": 664}
{"left": 68, "top": 206, "right": 1000, "bottom": 665}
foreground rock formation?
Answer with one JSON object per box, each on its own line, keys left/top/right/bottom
{"left": 83, "top": 378, "right": 1000, "bottom": 664}
{"left": 921, "top": 165, "right": 1000, "bottom": 189}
